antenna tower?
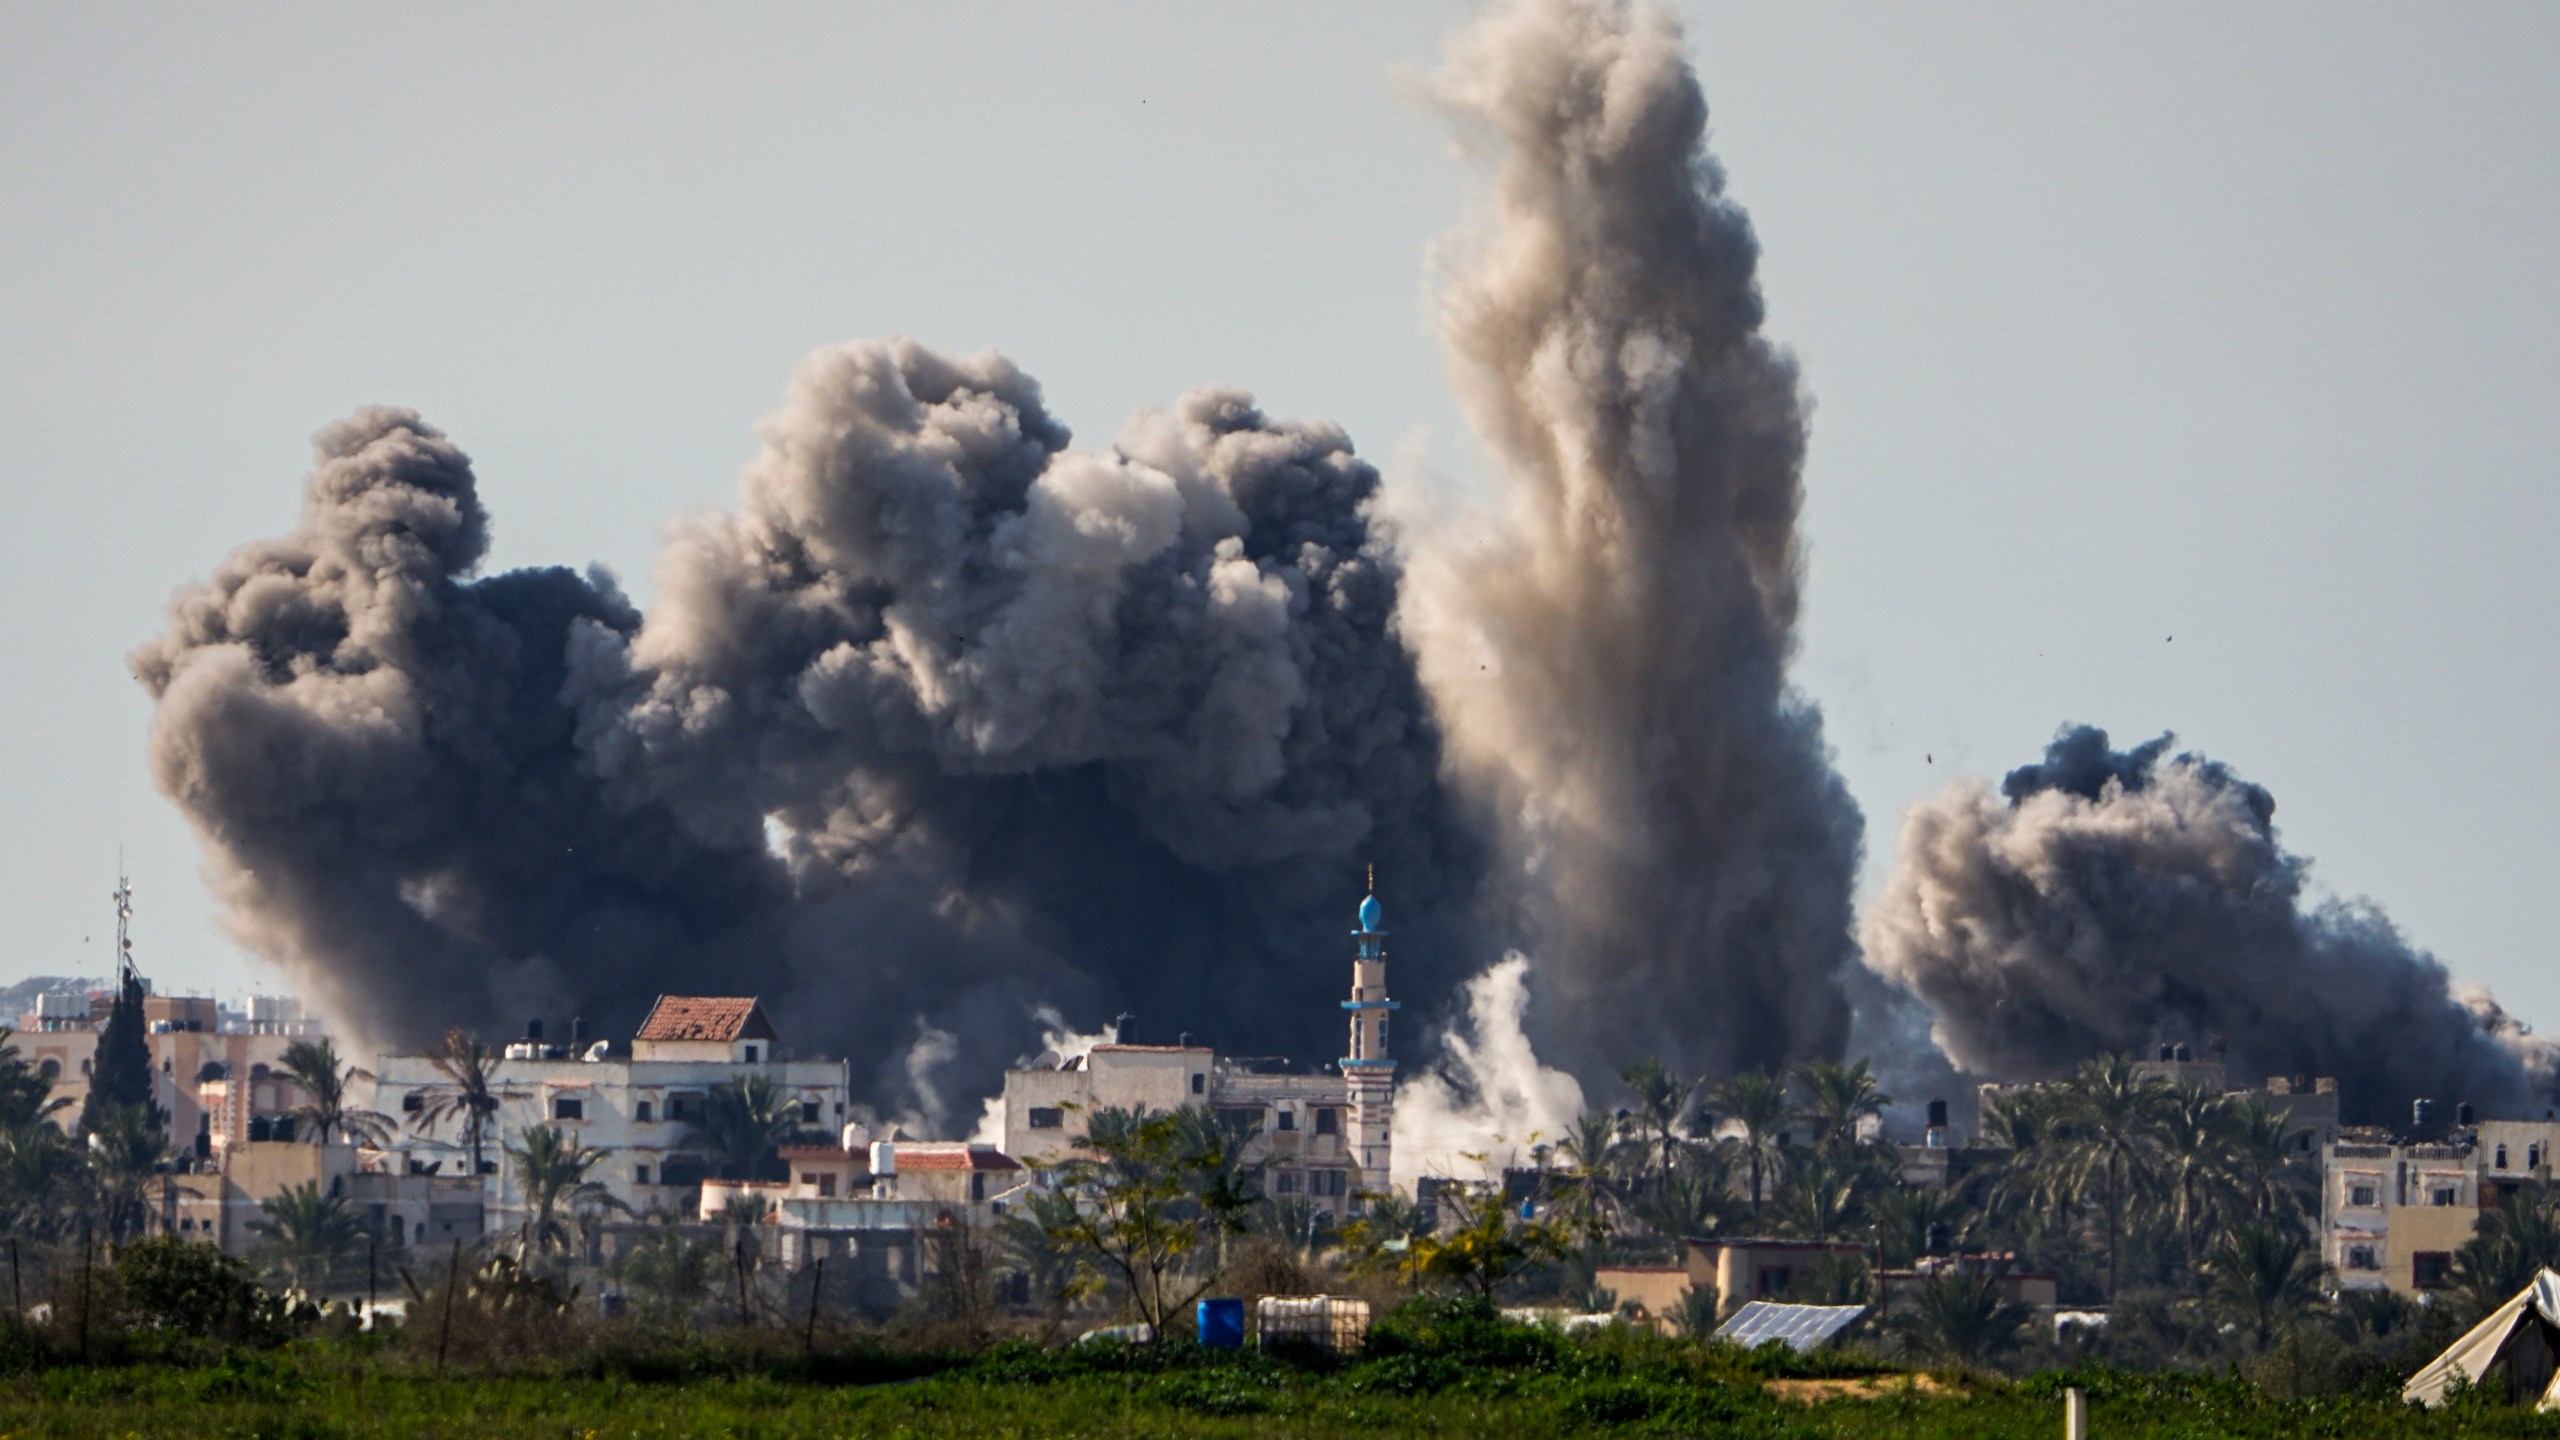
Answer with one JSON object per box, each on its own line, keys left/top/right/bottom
{"left": 112, "top": 865, "right": 137, "bottom": 987}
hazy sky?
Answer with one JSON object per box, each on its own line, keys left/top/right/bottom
{"left": 5, "top": 5, "right": 2555, "bottom": 1033}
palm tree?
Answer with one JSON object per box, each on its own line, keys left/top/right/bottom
{"left": 1793, "top": 1059, "right": 1891, "bottom": 1149}
{"left": 2035, "top": 1055, "right": 2173, "bottom": 1299}
{"left": 685, "top": 1073, "right": 806, "bottom": 1181}
{"left": 615, "top": 1214, "right": 720, "bottom": 1323}
{"left": 81, "top": 1099, "right": 172, "bottom": 1241}
{"left": 1704, "top": 1069, "right": 1790, "bottom": 1220}
{"left": 0, "top": 1030, "right": 70, "bottom": 1131}
{"left": 413, "top": 1029, "right": 521, "bottom": 1179}
{"left": 2204, "top": 1222, "right": 2326, "bottom": 1350}
{"left": 1901, "top": 1270, "right": 2026, "bottom": 1366}
{"left": 251, "top": 1180, "right": 370, "bottom": 1292}
{"left": 2151, "top": 1083, "right": 2234, "bottom": 1274}
{"left": 507, "top": 1124, "right": 620, "bottom": 1260}
{"left": 277, "top": 1038, "right": 393, "bottom": 1147}
{"left": 1627, "top": 1144, "right": 1738, "bottom": 1247}
{"left": 1550, "top": 1111, "right": 1629, "bottom": 1248}
{"left": 1773, "top": 1146, "right": 1868, "bottom": 1242}
{"left": 0, "top": 1118, "right": 77, "bottom": 1240}
{"left": 2212, "top": 1100, "right": 2317, "bottom": 1231}
{"left": 2449, "top": 1189, "right": 2560, "bottom": 1320}
{"left": 1870, "top": 1183, "right": 1969, "bottom": 1269}
{"left": 1619, "top": 1057, "right": 1699, "bottom": 1188}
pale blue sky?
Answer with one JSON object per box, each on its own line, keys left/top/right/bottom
{"left": 4, "top": 5, "right": 2554, "bottom": 1032}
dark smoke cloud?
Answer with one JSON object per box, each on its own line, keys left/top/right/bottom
{"left": 1863, "top": 724, "right": 2555, "bottom": 1124}
{"left": 138, "top": 360, "right": 1479, "bottom": 1128}
{"left": 1400, "top": 0, "right": 1863, "bottom": 1082}
{"left": 136, "top": 0, "right": 1895, "bottom": 1127}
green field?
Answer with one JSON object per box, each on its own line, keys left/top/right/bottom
{"left": 5, "top": 1311, "right": 2554, "bottom": 1440}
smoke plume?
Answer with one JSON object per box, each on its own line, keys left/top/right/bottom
{"left": 1391, "top": 954, "right": 1587, "bottom": 1189}
{"left": 136, "top": 365, "right": 1479, "bottom": 1125}
{"left": 1398, "top": 0, "right": 1864, "bottom": 1082}
{"left": 1863, "top": 725, "right": 2555, "bottom": 1123}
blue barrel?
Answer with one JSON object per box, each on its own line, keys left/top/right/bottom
{"left": 1196, "top": 1297, "right": 1245, "bottom": 1350}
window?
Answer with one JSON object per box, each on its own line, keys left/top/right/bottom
{"left": 2498, "top": 1145, "right": 2511, "bottom": 1169}
{"left": 1311, "top": 1169, "right": 1347, "bottom": 1196}
{"left": 634, "top": 1165, "right": 652, "bottom": 1186}
{"left": 1756, "top": 1267, "right": 1794, "bottom": 1298}
{"left": 478, "top": 1159, "right": 497, "bottom": 1176}
{"left": 2430, "top": 1185, "right": 2459, "bottom": 1207}
{"left": 1276, "top": 1109, "right": 1297, "bottom": 1132}
{"left": 36, "top": 1059, "right": 56, "bottom": 1081}
{"left": 801, "top": 1100, "right": 821, "bottom": 1124}
{"left": 743, "top": 1044, "right": 760, "bottom": 1064}
{"left": 1191, "top": 1073, "right": 1205, "bottom": 1095}
{"left": 2413, "top": 1252, "right": 2454, "bottom": 1290}
{"left": 635, "top": 1100, "right": 653, "bottom": 1123}
{"left": 402, "top": 1092, "right": 423, "bottom": 1113}
{"left": 813, "top": 1173, "right": 836, "bottom": 1198}
{"left": 552, "top": 1097, "right": 584, "bottom": 1121}
{"left": 1275, "top": 1170, "right": 1303, "bottom": 1195}
{"left": 1028, "top": 1107, "right": 1064, "bottom": 1130}
{"left": 2346, "top": 1245, "right": 2379, "bottom": 1271}
{"left": 971, "top": 1173, "right": 987, "bottom": 1201}
{"left": 2347, "top": 1182, "right": 2378, "bottom": 1208}
{"left": 668, "top": 1093, "right": 703, "bottom": 1122}
{"left": 1314, "top": 1108, "right": 1340, "bottom": 1136}
{"left": 659, "top": 1154, "right": 707, "bottom": 1188}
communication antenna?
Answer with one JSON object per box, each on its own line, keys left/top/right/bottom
{"left": 111, "top": 854, "right": 137, "bottom": 988}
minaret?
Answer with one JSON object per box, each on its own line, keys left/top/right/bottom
{"left": 1342, "top": 870, "right": 1398, "bottom": 1200}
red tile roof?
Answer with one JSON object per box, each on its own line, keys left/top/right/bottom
{"left": 634, "top": 995, "right": 774, "bottom": 1044}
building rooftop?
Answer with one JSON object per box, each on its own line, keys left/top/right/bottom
{"left": 633, "top": 996, "right": 774, "bottom": 1044}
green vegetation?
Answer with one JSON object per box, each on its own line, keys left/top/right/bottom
{"left": 1, "top": 1295, "right": 2555, "bottom": 1439}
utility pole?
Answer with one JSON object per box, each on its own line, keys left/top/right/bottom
{"left": 436, "top": 1239, "right": 461, "bottom": 1372}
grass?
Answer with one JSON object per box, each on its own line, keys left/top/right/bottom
{"left": 2, "top": 1304, "right": 2554, "bottom": 1439}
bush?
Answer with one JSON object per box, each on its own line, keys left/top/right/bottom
{"left": 115, "top": 1237, "right": 288, "bottom": 1343}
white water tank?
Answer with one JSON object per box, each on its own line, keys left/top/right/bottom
{"left": 841, "top": 1122, "right": 870, "bottom": 1153}
{"left": 869, "top": 1139, "right": 897, "bottom": 1175}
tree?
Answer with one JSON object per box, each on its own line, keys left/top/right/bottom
{"left": 81, "top": 1098, "right": 173, "bottom": 1241}
{"left": 2205, "top": 1222, "right": 2326, "bottom": 1350}
{"left": 1793, "top": 1059, "right": 1891, "bottom": 1149}
{"left": 1871, "top": 1183, "right": 1970, "bottom": 1270}
{"left": 0, "top": 1030, "right": 69, "bottom": 1131}
{"left": 685, "top": 1073, "right": 805, "bottom": 1182}
{"left": 277, "top": 1038, "right": 392, "bottom": 1148}
{"left": 1402, "top": 1185, "right": 1567, "bottom": 1300}
{"left": 116, "top": 1235, "right": 281, "bottom": 1340}
{"left": 1772, "top": 1146, "right": 1869, "bottom": 1242}
{"left": 1000, "top": 1186, "right": 1100, "bottom": 1331}
{"left": 507, "top": 1124, "right": 620, "bottom": 1260}
{"left": 2033, "top": 1055, "right": 2173, "bottom": 1299}
{"left": 79, "top": 971, "right": 159, "bottom": 1137}
{"left": 1040, "top": 1104, "right": 1258, "bottom": 1335}
{"left": 1619, "top": 1058, "right": 1699, "bottom": 1188}
{"left": 251, "top": 1180, "right": 370, "bottom": 1292}
{"left": 1704, "top": 1069, "right": 1790, "bottom": 1218}
{"left": 2151, "top": 1083, "right": 2235, "bottom": 1273}
{"left": 2449, "top": 1190, "right": 2560, "bottom": 1320}
{"left": 413, "top": 1029, "right": 521, "bottom": 1178}
{"left": 1900, "top": 1270, "right": 2026, "bottom": 1365}
{"left": 615, "top": 1214, "right": 720, "bottom": 1323}
{"left": 1549, "top": 1111, "right": 1629, "bottom": 1247}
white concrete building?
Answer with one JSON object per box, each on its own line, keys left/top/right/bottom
{"left": 2324, "top": 1135, "right": 2480, "bottom": 1295}
{"left": 365, "top": 995, "right": 849, "bottom": 1225}
{"left": 997, "top": 885, "right": 1395, "bottom": 1220}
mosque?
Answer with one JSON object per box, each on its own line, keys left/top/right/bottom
{"left": 1000, "top": 882, "right": 1399, "bottom": 1215}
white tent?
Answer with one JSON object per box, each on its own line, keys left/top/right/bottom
{"left": 2404, "top": 1269, "right": 2560, "bottom": 1409}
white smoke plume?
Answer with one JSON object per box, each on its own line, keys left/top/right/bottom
{"left": 1399, "top": 0, "right": 1865, "bottom": 1084}
{"left": 1392, "top": 953, "right": 1587, "bottom": 1189}
{"left": 1864, "top": 725, "right": 2555, "bottom": 1124}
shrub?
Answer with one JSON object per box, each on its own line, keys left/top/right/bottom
{"left": 115, "top": 1237, "right": 287, "bottom": 1343}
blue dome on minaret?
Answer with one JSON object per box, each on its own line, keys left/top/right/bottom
{"left": 1358, "top": 892, "right": 1384, "bottom": 933}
